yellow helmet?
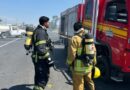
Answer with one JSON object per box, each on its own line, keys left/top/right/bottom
{"left": 93, "top": 67, "right": 101, "bottom": 79}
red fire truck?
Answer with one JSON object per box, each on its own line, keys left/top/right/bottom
{"left": 59, "top": 4, "right": 84, "bottom": 48}
{"left": 83, "top": 0, "right": 130, "bottom": 82}
{"left": 60, "top": 0, "right": 130, "bottom": 82}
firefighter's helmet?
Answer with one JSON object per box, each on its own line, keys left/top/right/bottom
{"left": 93, "top": 67, "right": 101, "bottom": 79}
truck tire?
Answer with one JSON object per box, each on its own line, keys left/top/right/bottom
{"left": 97, "top": 55, "right": 111, "bottom": 82}
{"left": 1, "top": 32, "right": 7, "bottom": 39}
{"left": 123, "top": 74, "right": 130, "bottom": 83}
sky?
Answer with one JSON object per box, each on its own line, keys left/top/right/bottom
{"left": 0, "top": 0, "right": 82, "bottom": 25}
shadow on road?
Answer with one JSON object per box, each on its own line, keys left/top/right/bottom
{"left": 1, "top": 84, "right": 33, "bottom": 90}
{"left": 52, "top": 46, "right": 67, "bottom": 70}
{"left": 51, "top": 44, "right": 73, "bottom": 85}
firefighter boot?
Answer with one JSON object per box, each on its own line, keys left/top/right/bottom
{"left": 33, "top": 86, "right": 44, "bottom": 90}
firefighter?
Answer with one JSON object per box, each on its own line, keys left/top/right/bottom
{"left": 67, "top": 22, "right": 98, "bottom": 90}
{"left": 30, "top": 16, "right": 53, "bottom": 90}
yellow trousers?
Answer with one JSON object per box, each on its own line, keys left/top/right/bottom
{"left": 72, "top": 72, "right": 95, "bottom": 90}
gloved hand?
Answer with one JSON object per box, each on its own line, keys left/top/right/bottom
{"left": 47, "top": 57, "right": 54, "bottom": 67}
{"left": 47, "top": 39, "right": 54, "bottom": 51}
{"left": 68, "top": 62, "right": 74, "bottom": 72}
{"left": 47, "top": 39, "right": 52, "bottom": 46}
{"left": 49, "top": 44, "right": 54, "bottom": 51}
{"left": 68, "top": 65, "right": 73, "bottom": 72}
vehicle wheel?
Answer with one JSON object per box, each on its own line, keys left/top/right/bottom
{"left": 97, "top": 55, "right": 111, "bottom": 82}
{"left": 1, "top": 32, "right": 7, "bottom": 39}
{"left": 123, "top": 74, "right": 130, "bottom": 83}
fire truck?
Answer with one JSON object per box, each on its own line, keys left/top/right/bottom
{"left": 60, "top": 0, "right": 130, "bottom": 82}
{"left": 83, "top": 0, "right": 130, "bottom": 82}
{"left": 59, "top": 4, "right": 84, "bottom": 48}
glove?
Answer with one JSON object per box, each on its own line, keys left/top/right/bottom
{"left": 68, "top": 61, "right": 74, "bottom": 72}
{"left": 47, "top": 39, "right": 52, "bottom": 46}
{"left": 47, "top": 57, "right": 54, "bottom": 67}
{"left": 68, "top": 65, "right": 73, "bottom": 71}
{"left": 47, "top": 39, "right": 54, "bottom": 51}
{"left": 49, "top": 44, "right": 54, "bottom": 51}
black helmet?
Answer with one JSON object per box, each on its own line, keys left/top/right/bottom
{"left": 73, "top": 22, "right": 83, "bottom": 32}
{"left": 39, "top": 16, "right": 49, "bottom": 25}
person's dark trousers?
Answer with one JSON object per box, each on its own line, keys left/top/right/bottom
{"left": 33, "top": 58, "right": 50, "bottom": 89}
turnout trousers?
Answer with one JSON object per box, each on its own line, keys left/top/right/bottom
{"left": 72, "top": 72, "right": 95, "bottom": 90}
{"left": 33, "top": 58, "right": 50, "bottom": 89}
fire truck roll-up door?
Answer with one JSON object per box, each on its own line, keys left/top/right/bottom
{"left": 83, "top": 0, "right": 99, "bottom": 41}
{"left": 60, "top": 5, "right": 79, "bottom": 48}
{"left": 60, "top": 16, "right": 65, "bottom": 35}
{"left": 92, "top": 0, "right": 99, "bottom": 40}
{"left": 67, "top": 6, "right": 78, "bottom": 37}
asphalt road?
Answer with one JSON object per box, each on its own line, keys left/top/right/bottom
{"left": 0, "top": 37, "right": 34, "bottom": 90}
{"left": 0, "top": 31, "right": 130, "bottom": 90}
